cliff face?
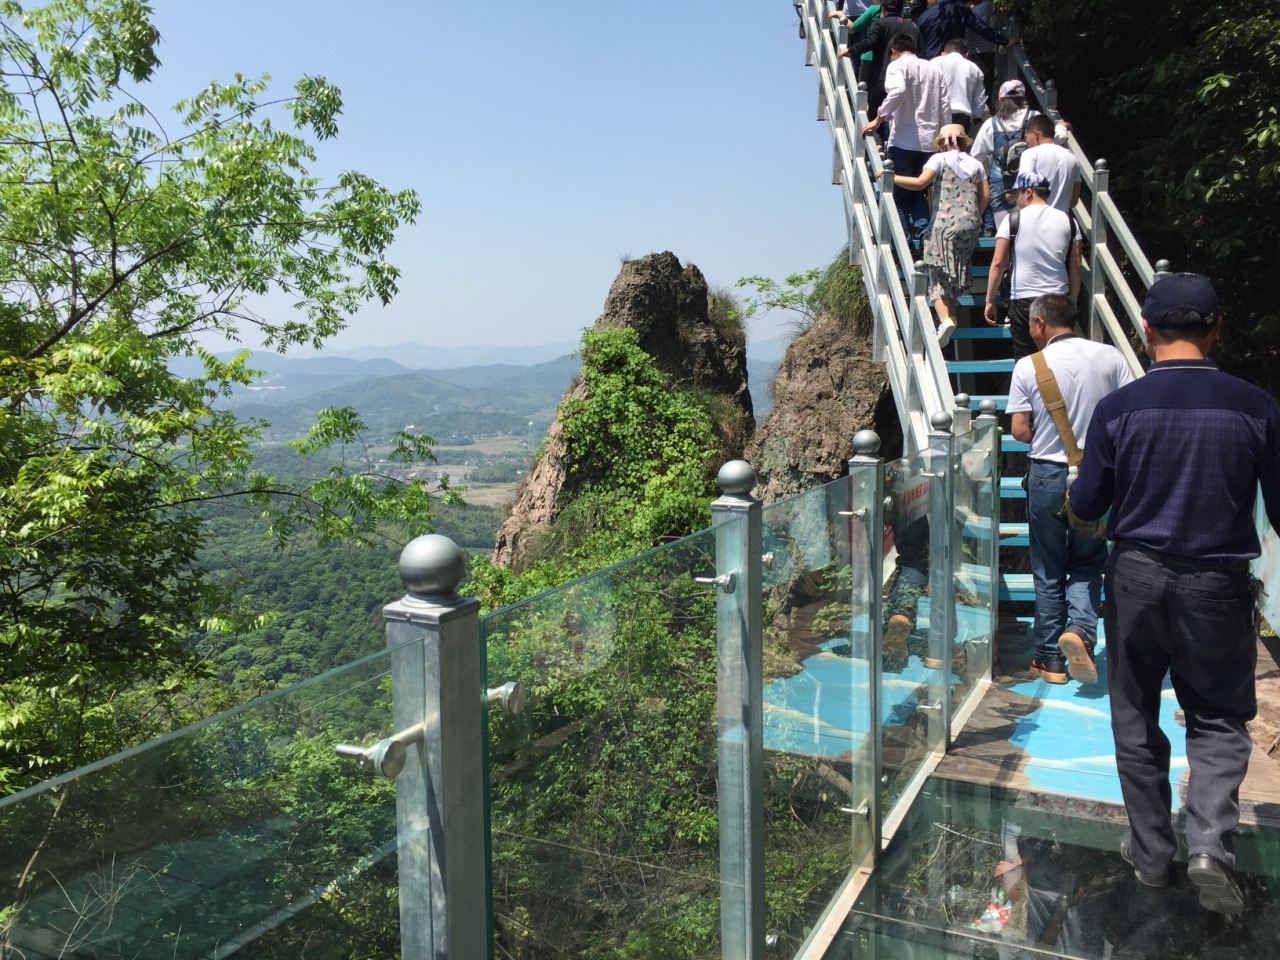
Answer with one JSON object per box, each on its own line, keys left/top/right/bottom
{"left": 492, "top": 252, "right": 752, "bottom": 569}
{"left": 746, "top": 312, "right": 900, "bottom": 503}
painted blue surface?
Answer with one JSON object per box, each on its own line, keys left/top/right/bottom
{"left": 1003, "top": 630, "right": 1189, "bottom": 809}
{"left": 763, "top": 617, "right": 1191, "bottom": 809}
{"left": 762, "top": 602, "right": 989, "bottom": 759}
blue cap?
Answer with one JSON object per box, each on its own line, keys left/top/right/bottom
{"left": 1013, "top": 171, "right": 1050, "bottom": 192}
{"left": 1141, "top": 273, "right": 1220, "bottom": 327}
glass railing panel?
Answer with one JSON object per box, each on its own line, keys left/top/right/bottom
{"left": 881, "top": 453, "right": 947, "bottom": 809}
{"left": 482, "top": 523, "right": 731, "bottom": 958}
{"left": 951, "top": 422, "right": 997, "bottom": 706}
{"left": 760, "top": 477, "right": 877, "bottom": 952}
{"left": 829, "top": 776, "right": 1280, "bottom": 960}
{"left": 0, "top": 644, "right": 410, "bottom": 958}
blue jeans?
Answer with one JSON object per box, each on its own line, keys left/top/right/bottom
{"left": 1026, "top": 462, "right": 1108, "bottom": 661}
{"left": 887, "top": 145, "right": 931, "bottom": 246}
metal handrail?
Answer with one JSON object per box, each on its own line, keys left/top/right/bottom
{"left": 799, "top": 0, "right": 954, "bottom": 453}
{"left": 798, "top": 2, "right": 1171, "bottom": 445}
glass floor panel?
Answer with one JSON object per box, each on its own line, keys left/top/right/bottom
{"left": 827, "top": 777, "right": 1280, "bottom": 959}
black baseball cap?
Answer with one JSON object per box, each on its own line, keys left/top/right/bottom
{"left": 1141, "top": 273, "right": 1220, "bottom": 327}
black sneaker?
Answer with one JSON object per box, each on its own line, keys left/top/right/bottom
{"left": 1188, "top": 853, "right": 1244, "bottom": 916}
{"left": 1029, "top": 656, "right": 1067, "bottom": 684}
{"left": 1120, "top": 838, "right": 1170, "bottom": 888}
{"left": 1058, "top": 632, "right": 1098, "bottom": 684}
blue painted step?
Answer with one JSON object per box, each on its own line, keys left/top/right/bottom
{"left": 950, "top": 326, "right": 1011, "bottom": 340}
{"left": 1001, "top": 436, "right": 1030, "bottom": 453}
{"left": 1000, "top": 573, "right": 1035, "bottom": 602}
{"left": 947, "top": 359, "right": 1015, "bottom": 374}
{"left": 969, "top": 394, "right": 1008, "bottom": 411}
{"left": 972, "top": 476, "right": 1027, "bottom": 499}
{"left": 1000, "top": 522, "right": 1029, "bottom": 547}
{"left": 958, "top": 565, "right": 1035, "bottom": 602}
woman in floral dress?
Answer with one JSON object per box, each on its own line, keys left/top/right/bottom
{"left": 894, "top": 123, "right": 989, "bottom": 347}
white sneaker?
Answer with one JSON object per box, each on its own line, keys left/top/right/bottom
{"left": 937, "top": 320, "right": 956, "bottom": 348}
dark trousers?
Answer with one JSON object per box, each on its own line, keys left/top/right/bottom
{"left": 1104, "top": 544, "right": 1257, "bottom": 875}
{"left": 1007, "top": 297, "right": 1037, "bottom": 360}
{"left": 951, "top": 111, "right": 974, "bottom": 135}
{"left": 972, "top": 51, "right": 996, "bottom": 104}
{"left": 887, "top": 145, "right": 932, "bottom": 246}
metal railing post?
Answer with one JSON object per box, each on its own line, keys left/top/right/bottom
{"left": 848, "top": 430, "right": 886, "bottom": 857}
{"left": 382, "top": 535, "right": 489, "bottom": 960}
{"left": 1087, "top": 159, "right": 1109, "bottom": 342}
{"left": 976, "top": 399, "right": 1002, "bottom": 676}
{"left": 952, "top": 392, "right": 973, "bottom": 438}
{"left": 927, "top": 411, "right": 956, "bottom": 750}
{"left": 710, "top": 460, "right": 765, "bottom": 959}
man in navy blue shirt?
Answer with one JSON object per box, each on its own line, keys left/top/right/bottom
{"left": 1070, "top": 273, "right": 1280, "bottom": 915}
{"left": 915, "top": 0, "right": 1006, "bottom": 59}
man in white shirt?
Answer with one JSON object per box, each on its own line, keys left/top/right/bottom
{"left": 1019, "top": 114, "right": 1081, "bottom": 214}
{"left": 935, "top": 38, "right": 987, "bottom": 132}
{"left": 983, "top": 171, "right": 1082, "bottom": 359}
{"left": 860, "top": 32, "right": 951, "bottom": 246}
{"left": 1007, "top": 293, "right": 1134, "bottom": 685}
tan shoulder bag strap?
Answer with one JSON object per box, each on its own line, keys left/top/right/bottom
{"left": 1030, "top": 351, "right": 1083, "bottom": 468}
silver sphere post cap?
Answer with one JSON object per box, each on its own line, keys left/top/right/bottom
{"left": 1096, "top": 158, "right": 1108, "bottom": 171}
{"left": 930, "top": 410, "right": 954, "bottom": 432}
{"left": 1154, "top": 259, "right": 1172, "bottom": 277}
{"left": 852, "top": 429, "right": 881, "bottom": 456}
{"left": 399, "top": 534, "right": 466, "bottom": 597}
{"left": 717, "top": 460, "right": 757, "bottom": 496}
{"left": 954, "top": 393, "right": 971, "bottom": 409}
{"left": 978, "top": 398, "right": 999, "bottom": 415}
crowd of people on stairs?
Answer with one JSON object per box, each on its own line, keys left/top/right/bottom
{"left": 823, "top": 1, "right": 1280, "bottom": 923}
{"left": 834, "top": 0, "right": 1082, "bottom": 347}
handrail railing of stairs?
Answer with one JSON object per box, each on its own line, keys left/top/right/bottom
{"left": 795, "top": 0, "right": 1171, "bottom": 448}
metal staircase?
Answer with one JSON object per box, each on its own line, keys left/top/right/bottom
{"left": 793, "top": 0, "right": 1166, "bottom": 606}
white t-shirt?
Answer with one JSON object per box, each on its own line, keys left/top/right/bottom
{"left": 1019, "top": 142, "right": 1080, "bottom": 213}
{"left": 925, "top": 150, "right": 985, "bottom": 181}
{"left": 996, "top": 203, "right": 1081, "bottom": 300}
{"left": 1007, "top": 336, "right": 1136, "bottom": 463}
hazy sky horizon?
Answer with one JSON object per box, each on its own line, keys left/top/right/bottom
{"left": 142, "top": 3, "right": 845, "bottom": 351}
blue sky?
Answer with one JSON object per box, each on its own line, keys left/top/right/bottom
{"left": 144, "top": 2, "right": 845, "bottom": 352}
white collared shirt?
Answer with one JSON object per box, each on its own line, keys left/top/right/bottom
{"left": 879, "top": 53, "right": 952, "bottom": 152}
{"left": 934, "top": 51, "right": 987, "bottom": 120}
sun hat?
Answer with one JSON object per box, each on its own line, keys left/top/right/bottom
{"left": 1141, "top": 273, "right": 1221, "bottom": 328}
{"left": 999, "top": 79, "right": 1027, "bottom": 99}
{"left": 932, "top": 123, "right": 974, "bottom": 151}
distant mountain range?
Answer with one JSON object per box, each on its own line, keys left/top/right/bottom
{"left": 175, "top": 342, "right": 783, "bottom": 442}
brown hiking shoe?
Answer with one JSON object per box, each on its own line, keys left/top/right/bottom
{"left": 883, "top": 615, "right": 912, "bottom": 664}
{"left": 1058, "top": 632, "right": 1098, "bottom": 684}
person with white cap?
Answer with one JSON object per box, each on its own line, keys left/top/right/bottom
{"left": 1069, "top": 272, "right": 1280, "bottom": 916}
{"left": 983, "top": 170, "right": 1082, "bottom": 359}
